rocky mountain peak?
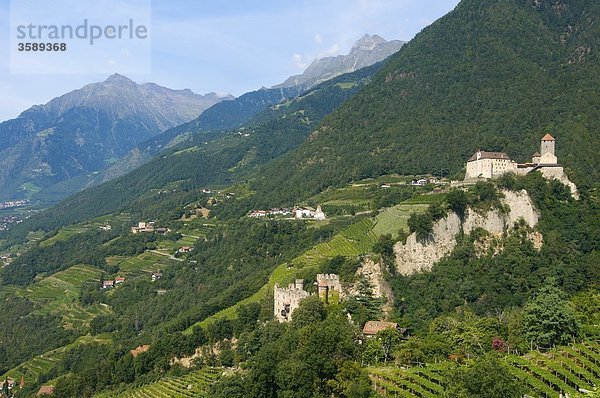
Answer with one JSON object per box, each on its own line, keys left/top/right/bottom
{"left": 351, "top": 34, "right": 387, "bottom": 52}
{"left": 273, "top": 33, "right": 405, "bottom": 89}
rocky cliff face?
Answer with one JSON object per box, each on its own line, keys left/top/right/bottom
{"left": 274, "top": 34, "right": 404, "bottom": 89}
{"left": 345, "top": 258, "right": 395, "bottom": 316}
{"left": 394, "top": 190, "right": 540, "bottom": 275}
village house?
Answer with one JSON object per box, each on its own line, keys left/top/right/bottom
{"left": 362, "top": 321, "right": 409, "bottom": 339}
{"left": 411, "top": 178, "right": 429, "bottom": 186}
{"left": 1, "top": 378, "right": 15, "bottom": 391}
{"left": 36, "top": 385, "right": 54, "bottom": 396}
{"left": 131, "top": 221, "right": 154, "bottom": 234}
{"left": 99, "top": 224, "right": 112, "bottom": 231}
{"left": 130, "top": 345, "right": 150, "bottom": 358}
{"left": 103, "top": 280, "right": 115, "bottom": 289}
{"left": 294, "top": 205, "right": 326, "bottom": 220}
{"left": 114, "top": 276, "right": 125, "bottom": 284}
{"left": 151, "top": 272, "right": 163, "bottom": 282}
{"left": 178, "top": 246, "right": 193, "bottom": 253}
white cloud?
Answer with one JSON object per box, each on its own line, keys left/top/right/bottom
{"left": 314, "top": 33, "right": 323, "bottom": 44}
{"left": 317, "top": 43, "right": 340, "bottom": 58}
{"left": 292, "top": 53, "right": 308, "bottom": 70}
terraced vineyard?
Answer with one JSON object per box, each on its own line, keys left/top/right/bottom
{"left": 185, "top": 217, "right": 382, "bottom": 332}
{"left": 17, "top": 264, "right": 111, "bottom": 330}
{"left": 369, "top": 342, "right": 600, "bottom": 397}
{"left": 94, "top": 367, "right": 221, "bottom": 398}
{"left": 373, "top": 203, "right": 429, "bottom": 238}
{"left": 1, "top": 335, "right": 111, "bottom": 385}
{"left": 107, "top": 251, "right": 178, "bottom": 276}
{"left": 291, "top": 218, "right": 378, "bottom": 268}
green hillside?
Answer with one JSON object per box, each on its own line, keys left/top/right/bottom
{"left": 252, "top": 0, "right": 600, "bottom": 204}
{"left": 0, "top": 63, "right": 383, "bottom": 246}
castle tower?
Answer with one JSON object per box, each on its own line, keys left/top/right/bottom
{"left": 539, "top": 133, "right": 557, "bottom": 164}
{"left": 318, "top": 280, "right": 329, "bottom": 303}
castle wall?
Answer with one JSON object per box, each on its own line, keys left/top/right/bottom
{"left": 274, "top": 281, "right": 309, "bottom": 322}
{"left": 465, "top": 158, "right": 517, "bottom": 180}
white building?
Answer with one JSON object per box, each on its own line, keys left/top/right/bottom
{"left": 464, "top": 151, "right": 517, "bottom": 180}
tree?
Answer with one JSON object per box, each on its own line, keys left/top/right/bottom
{"left": 292, "top": 296, "right": 326, "bottom": 328}
{"left": 522, "top": 285, "right": 580, "bottom": 348}
{"left": 446, "top": 353, "right": 525, "bottom": 398}
{"left": 373, "top": 234, "right": 394, "bottom": 258}
{"left": 407, "top": 212, "right": 433, "bottom": 242}
{"left": 377, "top": 328, "right": 402, "bottom": 363}
{"left": 446, "top": 189, "right": 468, "bottom": 219}
{"left": 328, "top": 361, "right": 374, "bottom": 398}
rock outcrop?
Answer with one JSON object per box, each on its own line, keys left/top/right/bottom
{"left": 394, "top": 190, "right": 539, "bottom": 275}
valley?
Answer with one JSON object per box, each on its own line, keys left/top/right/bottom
{"left": 0, "top": 1, "right": 598, "bottom": 397}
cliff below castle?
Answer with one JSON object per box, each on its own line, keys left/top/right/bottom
{"left": 394, "top": 190, "right": 540, "bottom": 275}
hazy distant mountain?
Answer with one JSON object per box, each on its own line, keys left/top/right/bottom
{"left": 274, "top": 34, "right": 405, "bottom": 89}
{"left": 0, "top": 74, "right": 232, "bottom": 201}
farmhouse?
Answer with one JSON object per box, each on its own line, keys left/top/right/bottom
{"left": 37, "top": 385, "right": 54, "bottom": 396}
{"left": 362, "top": 321, "right": 408, "bottom": 338}
{"left": 115, "top": 276, "right": 125, "bottom": 284}
{"left": 152, "top": 272, "right": 163, "bottom": 282}
{"left": 131, "top": 221, "right": 154, "bottom": 233}
{"left": 130, "top": 345, "right": 150, "bottom": 358}
{"left": 103, "top": 280, "right": 114, "bottom": 289}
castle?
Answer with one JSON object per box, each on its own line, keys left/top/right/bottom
{"left": 274, "top": 274, "right": 341, "bottom": 322}
{"left": 464, "top": 134, "right": 578, "bottom": 198}
{"left": 274, "top": 279, "right": 310, "bottom": 322}
{"left": 316, "top": 274, "right": 341, "bottom": 303}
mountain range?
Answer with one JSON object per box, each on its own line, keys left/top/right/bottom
{"left": 0, "top": 34, "right": 403, "bottom": 204}
{"left": 0, "top": 1, "right": 599, "bottom": 397}
{"left": 273, "top": 34, "right": 405, "bottom": 89}
{"left": 0, "top": 74, "right": 232, "bottom": 201}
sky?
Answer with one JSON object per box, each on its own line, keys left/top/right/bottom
{"left": 0, "top": 0, "right": 460, "bottom": 121}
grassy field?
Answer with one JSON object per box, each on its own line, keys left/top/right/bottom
{"left": 94, "top": 367, "right": 221, "bottom": 398}
{"left": 373, "top": 203, "right": 429, "bottom": 238}
{"left": 1, "top": 334, "right": 111, "bottom": 385}
{"left": 17, "top": 265, "right": 111, "bottom": 330}
{"left": 369, "top": 341, "right": 600, "bottom": 398}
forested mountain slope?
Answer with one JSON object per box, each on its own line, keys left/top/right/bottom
{"left": 1, "top": 63, "right": 384, "bottom": 243}
{"left": 252, "top": 0, "right": 600, "bottom": 204}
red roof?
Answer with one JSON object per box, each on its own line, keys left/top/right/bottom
{"left": 362, "top": 321, "right": 398, "bottom": 335}
{"left": 541, "top": 133, "right": 555, "bottom": 141}
{"left": 37, "top": 386, "right": 54, "bottom": 396}
{"left": 115, "top": 277, "right": 125, "bottom": 281}
{"left": 130, "top": 344, "right": 150, "bottom": 358}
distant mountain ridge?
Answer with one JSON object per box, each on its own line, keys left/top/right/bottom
{"left": 0, "top": 74, "right": 232, "bottom": 201}
{"left": 273, "top": 34, "right": 405, "bottom": 89}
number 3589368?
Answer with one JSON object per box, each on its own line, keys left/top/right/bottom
{"left": 17, "top": 43, "right": 67, "bottom": 51}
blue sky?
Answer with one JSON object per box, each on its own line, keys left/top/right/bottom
{"left": 0, "top": 0, "right": 460, "bottom": 121}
